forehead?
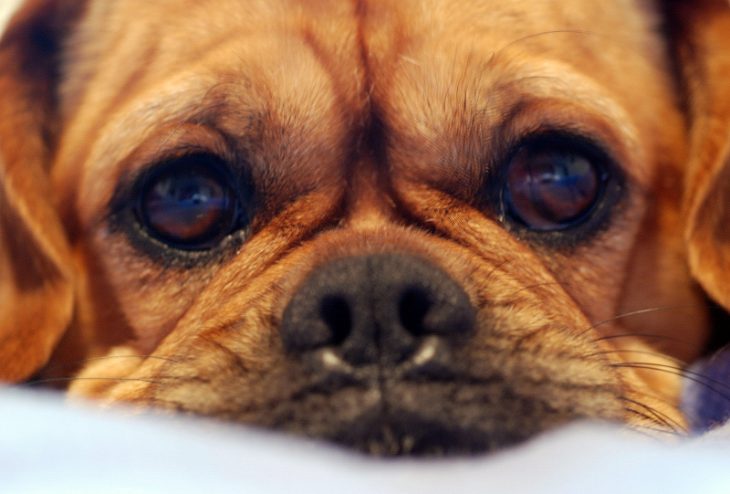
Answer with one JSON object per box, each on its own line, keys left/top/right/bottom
{"left": 57, "top": 0, "right": 672, "bottom": 201}
{"left": 63, "top": 0, "right": 665, "bottom": 110}
{"left": 75, "top": 0, "right": 660, "bottom": 46}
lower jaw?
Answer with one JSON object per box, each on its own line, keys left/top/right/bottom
{"left": 330, "top": 413, "right": 492, "bottom": 456}
{"left": 205, "top": 378, "right": 629, "bottom": 456}
{"left": 295, "top": 407, "right": 537, "bottom": 457}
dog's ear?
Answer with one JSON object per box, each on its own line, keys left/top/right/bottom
{"left": 668, "top": 0, "right": 730, "bottom": 311}
{"left": 0, "top": 1, "right": 87, "bottom": 381}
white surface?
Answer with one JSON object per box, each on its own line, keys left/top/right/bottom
{"left": 1, "top": 388, "right": 730, "bottom": 494}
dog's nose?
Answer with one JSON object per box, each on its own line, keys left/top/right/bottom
{"left": 280, "top": 254, "right": 475, "bottom": 368}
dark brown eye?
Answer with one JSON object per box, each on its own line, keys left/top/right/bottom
{"left": 504, "top": 143, "right": 604, "bottom": 231}
{"left": 136, "top": 155, "right": 242, "bottom": 249}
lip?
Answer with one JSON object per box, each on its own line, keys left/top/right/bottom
{"left": 325, "top": 408, "right": 492, "bottom": 456}
{"left": 247, "top": 347, "right": 621, "bottom": 456}
{"left": 258, "top": 371, "right": 522, "bottom": 456}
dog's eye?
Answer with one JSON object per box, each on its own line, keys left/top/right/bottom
{"left": 503, "top": 141, "right": 606, "bottom": 231}
{"left": 136, "top": 155, "right": 242, "bottom": 249}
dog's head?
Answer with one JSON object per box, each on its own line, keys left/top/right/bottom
{"left": 0, "top": 0, "right": 726, "bottom": 455}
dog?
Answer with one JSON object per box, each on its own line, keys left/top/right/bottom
{"left": 0, "top": 0, "right": 727, "bottom": 455}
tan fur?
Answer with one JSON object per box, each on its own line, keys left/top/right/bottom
{"left": 0, "top": 0, "right": 725, "bottom": 452}
{"left": 674, "top": 1, "right": 730, "bottom": 314}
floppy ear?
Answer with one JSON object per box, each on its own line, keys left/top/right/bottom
{"left": 0, "top": 0, "right": 87, "bottom": 381}
{"left": 668, "top": 0, "right": 730, "bottom": 311}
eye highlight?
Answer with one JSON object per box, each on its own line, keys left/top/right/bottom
{"left": 502, "top": 137, "right": 609, "bottom": 232}
{"left": 134, "top": 154, "right": 249, "bottom": 250}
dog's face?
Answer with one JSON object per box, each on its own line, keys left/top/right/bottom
{"left": 1, "top": 0, "right": 727, "bottom": 455}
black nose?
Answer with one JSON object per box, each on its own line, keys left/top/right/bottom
{"left": 280, "top": 254, "right": 476, "bottom": 368}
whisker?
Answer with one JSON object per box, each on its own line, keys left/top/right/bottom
{"left": 620, "top": 397, "right": 685, "bottom": 433}
{"left": 580, "top": 306, "right": 685, "bottom": 339}
{"left": 37, "top": 354, "right": 184, "bottom": 378}
{"left": 81, "top": 355, "right": 182, "bottom": 364}
{"left": 489, "top": 28, "right": 669, "bottom": 75}
{"left": 593, "top": 333, "right": 683, "bottom": 343}
{"left": 613, "top": 362, "right": 730, "bottom": 403}
{"left": 586, "top": 348, "right": 685, "bottom": 366}
{"left": 622, "top": 407, "right": 680, "bottom": 436}
{"left": 493, "top": 30, "right": 599, "bottom": 57}
{"left": 24, "top": 376, "right": 181, "bottom": 387}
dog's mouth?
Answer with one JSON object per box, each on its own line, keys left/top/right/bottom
{"left": 263, "top": 381, "right": 499, "bottom": 456}
{"left": 325, "top": 407, "right": 490, "bottom": 456}
{"left": 251, "top": 363, "right": 579, "bottom": 457}
{"left": 155, "top": 253, "right": 625, "bottom": 456}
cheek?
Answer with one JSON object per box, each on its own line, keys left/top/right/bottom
{"left": 539, "top": 227, "right": 637, "bottom": 327}
{"left": 546, "top": 252, "right": 625, "bottom": 325}
{"left": 527, "top": 183, "right": 646, "bottom": 327}
{"left": 79, "top": 234, "right": 212, "bottom": 353}
{"left": 619, "top": 197, "right": 711, "bottom": 361}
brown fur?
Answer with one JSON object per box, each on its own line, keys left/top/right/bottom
{"left": 0, "top": 0, "right": 727, "bottom": 454}
{"left": 673, "top": 1, "right": 730, "bottom": 314}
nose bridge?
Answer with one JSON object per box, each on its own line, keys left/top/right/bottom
{"left": 342, "top": 147, "right": 401, "bottom": 230}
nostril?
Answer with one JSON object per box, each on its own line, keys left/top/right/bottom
{"left": 399, "top": 287, "right": 432, "bottom": 336}
{"left": 281, "top": 254, "right": 476, "bottom": 366}
{"left": 320, "top": 295, "right": 352, "bottom": 345}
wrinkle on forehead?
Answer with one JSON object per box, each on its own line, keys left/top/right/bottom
{"left": 55, "top": 0, "right": 369, "bottom": 222}
{"left": 56, "top": 0, "right": 675, "bottom": 212}
{"left": 355, "top": 0, "right": 673, "bottom": 184}
{"left": 59, "top": 0, "right": 668, "bottom": 133}
{"left": 59, "top": 0, "right": 366, "bottom": 123}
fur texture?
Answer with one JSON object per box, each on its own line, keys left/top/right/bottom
{"left": 0, "top": 0, "right": 728, "bottom": 455}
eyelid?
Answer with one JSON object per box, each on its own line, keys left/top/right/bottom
{"left": 105, "top": 149, "right": 258, "bottom": 266}
{"left": 135, "top": 155, "right": 242, "bottom": 250}
{"left": 503, "top": 141, "right": 606, "bottom": 230}
{"left": 102, "top": 124, "right": 237, "bottom": 227}
{"left": 489, "top": 129, "right": 625, "bottom": 248}
{"left": 488, "top": 96, "right": 645, "bottom": 189}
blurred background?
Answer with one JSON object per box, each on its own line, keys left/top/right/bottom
{"left": 0, "top": 0, "right": 19, "bottom": 30}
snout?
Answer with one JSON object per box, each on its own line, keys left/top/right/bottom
{"left": 281, "top": 253, "right": 476, "bottom": 374}
{"left": 109, "top": 247, "right": 627, "bottom": 456}
{"left": 277, "top": 253, "right": 489, "bottom": 454}
{"left": 268, "top": 252, "right": 625, "bottom": 455}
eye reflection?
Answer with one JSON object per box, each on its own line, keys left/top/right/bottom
{"left": 504, "top": 144, "right": 603, "bottom": 231}
{"left": 136, "top": 155, "right": 241, "bottom": 249}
